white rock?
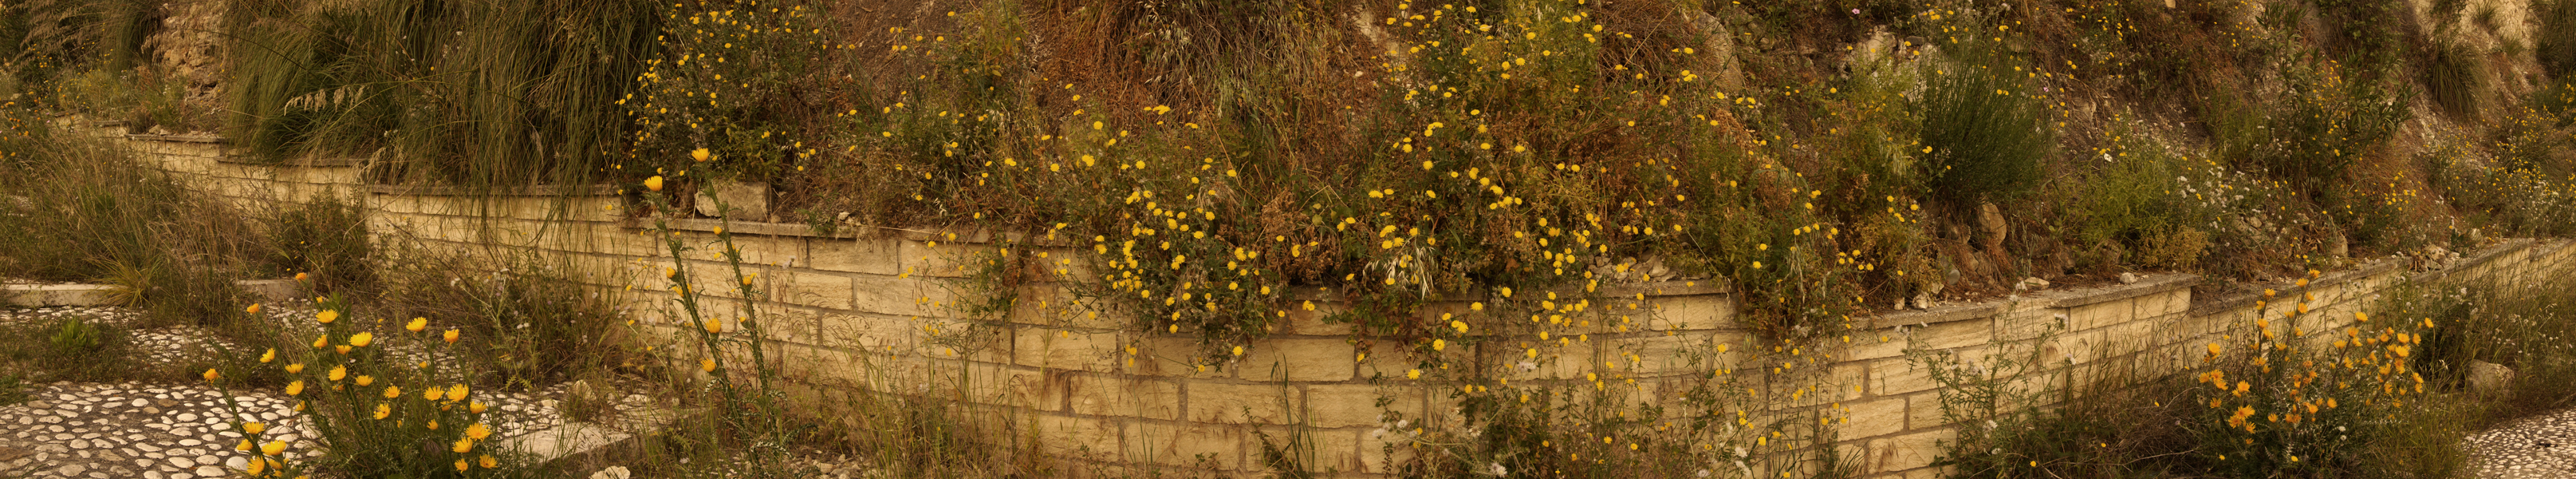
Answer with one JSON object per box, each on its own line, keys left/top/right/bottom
{"left": 194, "top": 466, "right": 223, "bottom": 477}
{"left": 223, "top": 457, "right": 246, "bottom": 469}
{"left": 194, "top": 455, "right": 219, "bottom": 465}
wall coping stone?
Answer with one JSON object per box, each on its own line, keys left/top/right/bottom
{"left": 215, "top": 155, "right": 361, "bottom": 167}
{"left": 365, "top": 184, "right": 622, "bottom": 197}
{"left": 126, "top": 133, "right": 226, "bottom": 144}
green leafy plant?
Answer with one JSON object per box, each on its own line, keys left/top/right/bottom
{"left": 48, "top": 316, "right": 103, "bottom": 353}
{"left": 266, "top": 195, "right": 376, "bottom": 293}
{"left": 1918, "top": 33, "right": 2053, "bottom": 208}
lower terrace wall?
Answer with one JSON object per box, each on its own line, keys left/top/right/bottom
{"left": 94, "top": 129, "right": 2576, "bottom": 478}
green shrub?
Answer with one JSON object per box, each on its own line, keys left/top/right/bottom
{"left": 370, "top": 247, "right": 628, "bottom": 387}
{"left": 224, "top": 0, "right": 653, "bottom": 184}
{"left": 2539, "top": 0, "right": 2576, "bottom": 77}
{"left": 0, "top": 315, "right": 137, "bottom": 382}
{"left": 48, "top": 316, "right": 103, "bottom": 353}
{"left": 2060, "top": 133, "right": 2214, "bottom": 271}
{"left": 2425, "top": 41, "right": 2483, "bottom": 120}
{"left": 0, "top": 373, "right": 25, "bottom": 406}
{"left": 0, "top": 118, "right": 260, "bottom": 327}
{"left": 266, "top": 196, "right": 376, "bottom": 293}
{"left": 2255, "top": 57, "right": 2409, "bottom": 200}
{"left": 1919, "top": 46, "right": 2052, "bottom": 208}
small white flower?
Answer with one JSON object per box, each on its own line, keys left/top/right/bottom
{"left": 1489, "top": 463, "right": 1508, "bottom": 476}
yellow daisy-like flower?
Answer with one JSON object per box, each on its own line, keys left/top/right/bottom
{"left": 422, "top": 388, "right": 441, "bottom": 401}
{"left": 328, "top": 366, "right": 347, "bottom": 381}
{"left": 703, "top": 319, "right": 723, "bottom": 334}
{"left": 701, "top": 358, "right": 718, "bottom": 372}
{"left": 284, "top": 362, "right": 302, "bottom": 374}
{"left": 355, "top": 375, "right": 374, "bottom": 386}
{"left": 452, "top": 437, "right": 474, "bottom": 453}
{"left": 348, "top": 332, "right": 373, "bottom": 347}
{"left": 294, "top": 272, "right": 309, "bottom": 282}
{"left": 243, "top": 422, "right": 266, "bottom": 434}
{"left": 644, "top": 176, "right": 665, "bottom": 192}
{"left": 691, "top": 148, "right": 711, "bottom": 162}
{"left": 203, "top": 369, "right": 222, "bottom": 382}
{"left": 1407, "top": 369, "right": 1423, "bottom": 379}
{"left": 261, "top": 440, "right": 286, "bottom": 456}
{"left": 455, "top": 459, "right": 471, "bottom": 472}
{"left": 245, "top": 456, "right": 267, "bottom": 475}
{"left": 466, "top": 423, "right": 492, "bottom": 441}
{"left": 246, "top": 303, "right": 262, "bottom": 314}
{"left": 383, "top": 386, "right": 402, "bottom": 399}
{"left": 372, "top": 403, "right": 392, "bottom": 420}
{"left": 258, "top": 348, "right": 275, "bottom": 363}
{"left": 310, "top": 335, "right": 328, "bottom": 348}
{"left": 479, "top": 455, "right": 497, "bottom": 469}
{"left": 285, "top": 381, "right": 304, "bottom": 396}
{"left": 446, "top": 384, "right": 469, "bottom": 402}
{"left": 234, "top": 439, "right": 253, "bottom": 451}
{"left": 426, "top": 420, "right": 438, "bottom": 430}
{"left": 443, "top": 329, "right": 460, "bottom": 344}
{"left": 470, "top": 402, "right": 489, "bottom": 414}
{"left": 334, "top": 345, "right": 350, "bottom": 354}
{"left": 406, "top": 317, "right": 427, "bottom": 332}
{"left": 316, "top": 310, "right": 338, "bottom": 324}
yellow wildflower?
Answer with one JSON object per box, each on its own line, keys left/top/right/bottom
{"left": 246, "top": 303, "right": 262, "bottom": 314}
{"left": 327, "top": 366, "right": 346, "bottom": 381}
{"left": 384, "top": 386, "right": 401, "bottom": 399}
{"left": 349, "top": 332, "right": 373, "bottom": 347}
{"left": 372, "top": 403, "right": 391, "bottom": 420}
{"left": 443, "top": 329, "right": 459, "bottom": 344}
{"left": 259, "top": 348, "right": 275, "bottom": 363}
{"left": 644, "top": 176, "right": 664, "bottom": 192}
{"left": 261, "top": 441, "right": 286, "bottom": 456}
{"left": 243, "top": 422, "right": 266, "bottom": 434}
{"left": 406, "top": 317, "right": 427, "bottom": 332}
{"left": 202, "top": 369, "right": 221, "bottom": 382}
{"left": 467, "top": 423, "right": 492, "bottom": 441}
{"left": 285, "top": 381, "right": 304, "bottom": 396}
{"left": 316, "top": 310, "right": 338, "bottom": 324}
{"left": 447, "top": 384, "right": 469, "bottom": 402}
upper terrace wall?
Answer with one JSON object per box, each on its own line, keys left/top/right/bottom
{"left": 89, "top": 126, "right": 2576, "bottom": 478}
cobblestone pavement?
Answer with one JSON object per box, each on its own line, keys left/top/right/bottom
{"left": 0, "top": 301, "right": 876, "bottom": 478}
{"left": 0, "top": 379, "right": 645, "bottom": 479}
{"left": 0, "top": 304, "right": 632, "bottom": 478}
{"left": 2471, "top": 406, "right": 2576, "bottom": 479}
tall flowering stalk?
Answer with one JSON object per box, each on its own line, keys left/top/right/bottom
{"left": 637, "top": 165, "right": 791, "bottom": 477}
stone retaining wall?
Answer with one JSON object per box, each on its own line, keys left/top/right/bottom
{"left": 90, "top": 129, "right": 2576, "bottom": 478}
